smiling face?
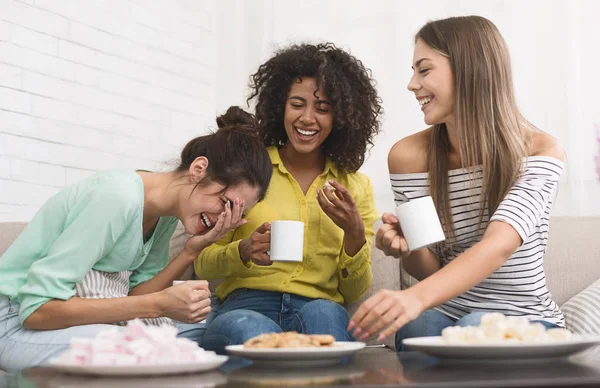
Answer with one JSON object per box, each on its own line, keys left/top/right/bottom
{"left": 178, "top": 157, "right": 260, "bottom": 235}
{"left": 407, "top": 39, "right": 455, "bottom": 127}
{"left": 282, "top": 77, "right": 334, "bottom": 156}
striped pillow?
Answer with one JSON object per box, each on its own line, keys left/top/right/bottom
{"left": 561, "top": 279, "right": 600, "bottom": 334}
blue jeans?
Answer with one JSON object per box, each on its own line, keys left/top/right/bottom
{"left": 202, "top": 288, "right": 352, "bottom": 354}
{"left": 0, "top": 296, "right": 206, "bottom": 372}
{"left": 395, "top": 309, "right": 560, "bottom": 351}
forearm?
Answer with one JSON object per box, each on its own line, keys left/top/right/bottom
{"left": 23, "top": 294, "right": 164, "bottom": 330}
{"left": 402, "top": 248, "right": 441, "bottom": 281}
{"left": 338, "top": 263, "right": 372, "bottom": 304}
{"left": 408, "top": 238, "right": 509, "bottom": 310}
{"left": 129, "top": 249, "right": 197, "bottom": 296}
{"left": 195, "top": 240, "right": 250, "bottom": 279}
{"left": 338, "top": 235, "right": 373, "bottom": 303}
{"left": 343, "top": 227, "right": 366, "bottom": 257}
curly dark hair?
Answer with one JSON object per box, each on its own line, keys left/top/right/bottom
{"left": 247, "top": 43, "right": 383, "bottom": 173}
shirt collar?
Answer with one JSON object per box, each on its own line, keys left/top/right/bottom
{"left": 268, "top": 146, "right": 338, "bottom": 178}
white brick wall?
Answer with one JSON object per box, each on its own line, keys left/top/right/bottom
{"left": 0, "top": 0, "right": 218, "bottom": 221}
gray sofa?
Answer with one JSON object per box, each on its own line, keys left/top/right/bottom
{"left": 1, "top": 217, "right": 599, "bottom": 351}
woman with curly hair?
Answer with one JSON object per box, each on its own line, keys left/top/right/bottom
{"left": 196, "top": 43, "right": 383, "bottom": 353}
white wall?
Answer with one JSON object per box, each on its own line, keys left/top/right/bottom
{"left": 0, "top": 0, "right": 217, "bottom": 221}
{"left": 217, "top": 0, "right": 600, "bottom": 217}
{"left": 2, "top": 0, "right": 599, "bottom": 221}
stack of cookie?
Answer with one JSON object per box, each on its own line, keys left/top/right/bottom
{"left": 244, "top": 332, "right": 336, "bottom": 348}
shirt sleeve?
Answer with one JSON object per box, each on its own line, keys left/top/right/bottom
{"left": 337, "top": 175, "right": 379, "bottom": 304}
{"left": 194, "top": 229, "right": 255, "bottom": 280}
{"left": 129, "top": 217, "right": 179, "bottom": 289}
{"left": 490, "top": 158, "right": 563, "bottom": 242}
{"left": 17, "top": 186, "right": 137, "bottom": 325}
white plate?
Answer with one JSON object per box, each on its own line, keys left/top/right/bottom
{"left": 47, "top": 355, "right": 229, "bottom": 376}
{"left": 403, "top": 336, "right": 600, "bottom": 363}
{"left": 225, "top": 341, "right": 365, "bottom": 367}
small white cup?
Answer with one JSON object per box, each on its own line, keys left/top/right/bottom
{"left": 171, "top": 280, "right": 207, "bottom": 324}
{"left": 395, "top": 196, "right": 446, "bottom": 251}
{"left": 270, "top": 220, "right": 304, "bottom": 262}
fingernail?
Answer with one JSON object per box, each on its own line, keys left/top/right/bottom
{"left": 377, "top": 334, "right": 385, "bottom": 342}
{"left": 328, "top": 180, "right": 333, "bottom": 184}
{"left": 353, "top": 327, "right": 362, "bottom": 337}
{"left": 359, "top": 332, "right": 370, "bottom": 341}
{"left": 347, "top": 321, "right": 356, "bottom": 331}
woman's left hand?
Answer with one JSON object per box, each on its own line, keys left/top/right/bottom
{"left": 317, "top": 180, "right": 364, "bottom": 234}
{"left": 184, "top": 199, "right": 246, "bottom": 256}
{"left": 348, "top": 289, "right": 424, "bottom": 342}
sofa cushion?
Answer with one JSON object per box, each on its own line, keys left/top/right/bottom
{"left": 0, "top": 222, "right": 27, "bottom": 257}
{"left": 561, "top": 278, "right": 600, "bottom": 334}
{"left": 544, "top": 217, "right": 600, "bottom": 306}
{"left": 169, "top": 222, "right": 200, "bottom": 284}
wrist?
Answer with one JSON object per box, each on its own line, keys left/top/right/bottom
{"left": 181, "top": 245, "right": 201, "bottom": 263}
{"left": 405, "top": 284, "right": 428, "bottom": 313}
{"left": 238, "top": 239, "right": 251, "bottom": 264}
{"left": 344, "top": 227, "right": 365, "bottom": 242}
{"left": 143, "top": 293, "right": 165, "bottom": 318}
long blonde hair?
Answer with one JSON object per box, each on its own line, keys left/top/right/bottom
{"left": 417, "top": 16, "right": 532, "bottom": 240}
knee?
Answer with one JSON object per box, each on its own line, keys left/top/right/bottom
{"left": 176, "top": 322, "right": 207, "bottom": 347}
{"left": 394, "top": 309, "right": 453, "bottom": 351}
{"left": 205, "top": 310, "right": 280, "bottom": 338}
{"left": 455, "top": 312, "right": 488, "bottom": 327}
{"left": 299, "top": 300, "right": 349, "bottom": 322}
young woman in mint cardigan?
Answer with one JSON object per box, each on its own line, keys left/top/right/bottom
{"left": 0, "top": 106, "right": 272, "bottom": 372}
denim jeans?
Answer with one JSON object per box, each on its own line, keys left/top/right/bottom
{"left": 202, "top": 288, "right": 353, "bottom": 354}
{"left": 395, "top": 309, "right": 560, "bottom": 351}
{"left": 0, "top": 296, "right": 206, "bottom": 372}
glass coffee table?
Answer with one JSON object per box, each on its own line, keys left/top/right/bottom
{"left": 8, "top": 347, "right": 600, "bottom": 387}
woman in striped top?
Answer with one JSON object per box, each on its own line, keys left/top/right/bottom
{"left": 348, "top": 16, "right": 566, "bottom": 349}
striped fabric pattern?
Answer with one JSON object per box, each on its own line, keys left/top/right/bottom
{"left": 561, "top": 279, "right": 600, "bottom": 334}
{"left": 75, "top": 269, "right": 173, "bottom": 327}
{"left": 390, "top": 156, "right": 565, "bottom": 327}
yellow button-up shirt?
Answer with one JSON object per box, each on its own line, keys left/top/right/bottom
{"left": 195, "top": 147, "right": 379, "bottom": 304}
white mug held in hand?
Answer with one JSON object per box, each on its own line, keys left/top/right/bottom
{"left": 270, "top": 220, "right": 304, "bottom": 262}
{"left": 395, "top": 196, "right": 445, "bottom": 251}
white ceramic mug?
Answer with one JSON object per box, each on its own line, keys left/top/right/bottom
{"left": 395, "top": 196, "right": 445, "bottom": 251}
{"left": 269, "top": 220, "right": 304, "bottom": 262}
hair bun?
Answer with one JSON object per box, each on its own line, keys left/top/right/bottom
{"left": 216, "top": 106, "right": 258, "bottom": 134}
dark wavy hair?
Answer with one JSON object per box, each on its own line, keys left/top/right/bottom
{"left": 247, "top": 43, "right": 383, "bottom": 173}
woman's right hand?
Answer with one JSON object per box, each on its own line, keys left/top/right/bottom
{"left": 376, "top": 212, "right": 410, "bottom": 259}
{"left": 238, "top": 222, "right": 272, "bottom": 266}
{"left": 158, "top": 280, "right": 211, "bottom": 323}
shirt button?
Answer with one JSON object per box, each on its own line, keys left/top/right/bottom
{"left": 283, "top": 279, "right": 289, "bottom": 285}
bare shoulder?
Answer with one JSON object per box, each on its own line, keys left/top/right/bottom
{"left": 529, "top": 131, "right": 565, "bottom": 162}
{"left": 388, "top": 128, "right": 431, "bottom": 174}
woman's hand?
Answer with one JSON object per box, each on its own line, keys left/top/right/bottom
{"left": 158, "top": 280, "right": 211, "bottom": 323}
{"left": 376, "top": 212, "right": 411, "bottom": 259}
{"left": 348, "top": 289, "right": 424, "bottom": 342}
{"left": 239, "top": 222, "right": 272, "bottom": 266}
{"left": 184, "top": 199, "right": 246, "bottom": 257}
{"left": 317, "top": 180, "right": 364, "bottom": 235}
